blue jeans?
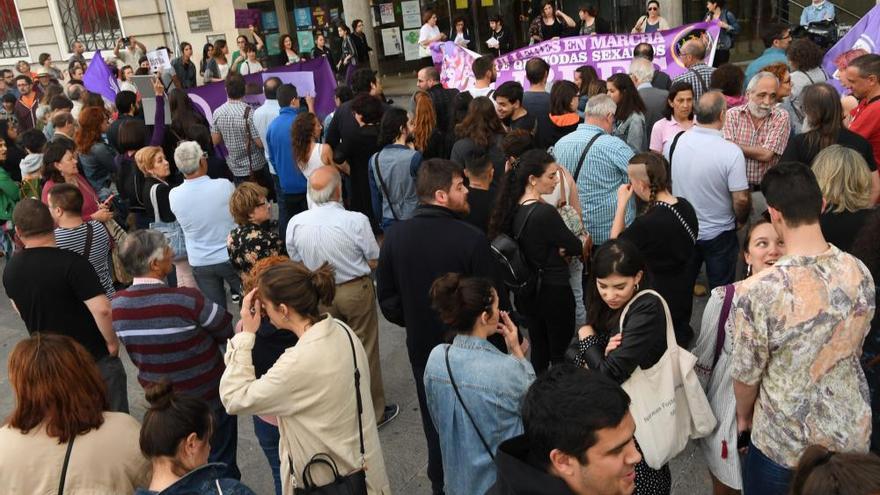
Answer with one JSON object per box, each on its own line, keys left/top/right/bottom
{"left": 192, "top": 261, "right": 242, "bottom": 310}
{"left": 253, "top": 416, "right": 282, "bottom": 495}
{"left": 211, "top": 407, "right": 241, "bottom": 480}
{"left": 743, "top": 445, "right": 792, "bottom": 495}
{"left": 690, "top": 229, "right": 739, "bottom": 290}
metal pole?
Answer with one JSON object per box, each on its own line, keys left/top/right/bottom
{"left": 162, "top": 0, "right": 181, "bottom": 56}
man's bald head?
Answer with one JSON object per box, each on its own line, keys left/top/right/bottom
{"left": 417, "top": 67, "right": 439, "bottom": 91}
{"left": 308, "top": 166, "right": 342, "bottom": 205}
{"left": 681, "top": 39, "right": 707, "bottom": 67}
{"left": 694, "top": 90, "right": 727, "bottom": 126}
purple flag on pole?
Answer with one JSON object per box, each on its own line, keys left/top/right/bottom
{"left": 821, "top": 5, "right": 880, "bottom": 94}
{"left": 82, "top": 50, "right": 120, "bottom": 102}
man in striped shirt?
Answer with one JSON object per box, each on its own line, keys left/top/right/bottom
{"left": 553, "top": 94, "right": 635, "bottom": 245}
{"left": 111, "top": 229, "right": 239, "bottom": 479}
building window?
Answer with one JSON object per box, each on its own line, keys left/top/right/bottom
{"left": 55, "top": 0, "right": 123, "bottom": 52}
{"left": 0, "top": 0, "right": 29, "bottom": 60}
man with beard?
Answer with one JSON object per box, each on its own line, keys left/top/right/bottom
{"left": 466, "top": 55, "right": 497, "bottom": 98}
{"left": 723, "top": 71, "right": 790, "bottom": 222}
{"left": 377, "top": 158, "right": 499, "bottom": 495}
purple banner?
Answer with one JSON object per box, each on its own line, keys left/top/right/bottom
{"left": 234, "top": 8, "right": 261, "bottom": 29}
{"left": 82, "top": 50, "right": 120, "bottom": 102}
{"left": 436, "top": 21, "right": 721, "bottom": 91}
{"left": 822, "top": 5, "right": 880, "bottom": 94}
{"left": 186, "top": 57, "right": 337, "bottom": 121}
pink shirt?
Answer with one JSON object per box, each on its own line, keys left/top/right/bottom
{"left": 650, "top": 117, "right": 694, "bottom": 153}
{"left": 41, "top": 175, "right": 100, "bottom": 221}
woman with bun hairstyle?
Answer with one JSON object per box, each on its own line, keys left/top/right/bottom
{"left": 0, "top": 333, "right": 150, "bottom": 493}
{"left": 220, "top": 260, "right": 390, "bottom": 494}
{"left": 789, "top": 445, "right": 880, "bottom": 495}
{"left": 137, "top": 381, "right": 256, "bottom": 495}
{"left": 423, "top": 273, "right": 535, "bottom": 495}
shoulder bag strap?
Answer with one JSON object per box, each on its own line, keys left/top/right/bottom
{"left": 339, "top": 320, "right": 366, "bottom": 467}
{"left": 149, "top": 184, "right": 162, "bottom": 221}
{"left": 83, "top": 221, "right": 94, "bottom": 261}
{"left": 573, "top": 133, "right": 602, "bottom": 182}
{"left": 58, "top": 435, "right": 76, "bottom": 495}
{"left": 244, "top": 105, "right": 254, "bottom": 173}
{"left": 373, "top": 151, "right": 400, "bottom": 220}
{"left": 513, "top": 200, "right": 540, "bottom": 240}
{"left": 445, "top": 345, "right": 495, "bottom": 459}
{"left": 688, "top": 67, "right": 708, "bottom": 93}
{"left": 668, "top": 130, "right": 685, "bottom": 166}
{"left": 654, "top": 201, "right": 696, "bottom": 243}
{"left": 713, "top": 284, "right": 735, "bottom": 368}
{"left": 558, "top": 169, "right": 568, "bottom": 208}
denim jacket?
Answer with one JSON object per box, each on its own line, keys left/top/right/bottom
{"left": 134, "top": 463, "right": 255, "bottom": 495}
{"left": 424, "top": 335, "right": 536, "bottom": 495}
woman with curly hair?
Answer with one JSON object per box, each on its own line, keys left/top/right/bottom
{"left": 291, "top": 112, "right": 331, "bottom": 208}
{"left": 411, "top": 91, "right": 444, "bottom": 159}
{"left": 75, "top": 106, "right": 117, "bottom": 199}
{"left": 788, "top": 38, "right": 827, "bottom": 111}
{"left": 451, "top": 96, "right": 506, "bottom": 184}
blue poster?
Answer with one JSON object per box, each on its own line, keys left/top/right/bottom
{"left": 294, "top": 7, "right": 312, "bottom": 28}
{"left": 261, "top": 11, "right": 279, "bottom": 30}
{"left": 297, "top": 29, "right": 315, "bottom": 52}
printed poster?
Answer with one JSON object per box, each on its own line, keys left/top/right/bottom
{"left": 312, "top": 6, "right": 326, "bottom": 26}
{"left": 297, "top": 30, "right": 315, "bottom": 53}
{"left": 402, "top": 1, "right": 421, "bottom": 29}
{"left": 145, "top": 49, "right": 172, "bottom": 72}
{"left": 266, "top": 33, "right": 281, "bottom": 55}
{"left": 261, "top": 11, "right": 279, "bottom": 31}
{"left": 382, "top": 27, "right": 402, "bottom": 56}
{"left": 234, "top": 9, "right": 261, "bottom": 28}
{"left": 380, "top": 3, "right": 396, "bottom": 24}
{"left": 294, "top": 7, "right": 312, "bottom": 28}
{"left": 403, "top": 29, "right": 421, "bottom": 61}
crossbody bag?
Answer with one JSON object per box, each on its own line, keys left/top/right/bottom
{"left": 373, "top": 151, "right": 400, "bottom": 221}
{"left": 444, "top": 345, "right": 494, "bottom": 459}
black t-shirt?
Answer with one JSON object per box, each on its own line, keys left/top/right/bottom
{"left": 820, "top": 207, "right": 874, "bottom": 253}
{"left": 507, "top": 112, "right": 537, "bottom": 134}
{"left": 464, "top": 187, "right": 496, "bottom": 233}
{"left": 539, "top": 18, "right": 566, "bottom": 40}
{"left": 781, "top": 128, "right": 878, "bottom": 170}
{"left": 516, "top": 202, "right": 583, "bottom": 286}
{"left": 3, "top": 247, "right": 108, "bottom": 360}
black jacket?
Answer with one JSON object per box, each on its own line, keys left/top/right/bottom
{"left": 376, "top": 204, "right": 498, "bottom": 364}
{"left": 487, "top": 27, "right": 513, "bottom": 56}
{"left": 651, "top": 70, "right": 672, "bottom": 91}
{"left": 488, "top": 435, "right": 577, "bottom": 495}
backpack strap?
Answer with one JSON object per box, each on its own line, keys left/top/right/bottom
{"left": 688, "top": 67, "right": 708, "bottom": 93}
{"left": 573, "top": 133, "right": 602, "bottom": 182}
{"left": 373, "top": 151, "right": 400, "bottom": 220}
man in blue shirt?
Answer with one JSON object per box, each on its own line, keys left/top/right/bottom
{"left": 800, "top": 0, "right": 835, "bottom": 26}
{"left": 265, "top": 83, "right": 314, "bottom": 237}
{"left": 744, "top": 23, "right": 791, "bottom": 88}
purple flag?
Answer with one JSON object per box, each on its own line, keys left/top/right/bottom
{"left": 82, "top": 50, "right": 120, "bottom": 102}
{"left": 436, "top": 21, "right": 722, "bottom": 90}
{"left": 234, "top": 9, "right": 262, "bottom": 29}
{"left": 821, "top": 5, "right": 880, "bottom": 94}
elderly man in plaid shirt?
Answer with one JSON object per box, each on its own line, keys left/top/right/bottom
{"left": 723, "top": 71, "right": 790, "bottom": 223}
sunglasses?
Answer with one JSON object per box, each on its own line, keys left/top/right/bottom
{"left": 648, "top": 6, "right": 659, "bottom": 10}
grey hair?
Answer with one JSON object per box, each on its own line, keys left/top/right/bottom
{"left": 174, "top": 140, "right": 204, "bottom": 176}
{"left": 628, "top": 58, "right": 655, "bottom": 85}
{"left": 694, "top": 90, "right": 727, "bottom": 124}
{"left": 118, "top": 229, "right": 168, "bottom": 277}
{"left": 584, "top": 94, "right": 617, "bottom": 119}
{"left": 746, "top": 71, "right": 779, "bottom": 93}
{"left": 307, "top": 171, "right": 342, "bottom": 205}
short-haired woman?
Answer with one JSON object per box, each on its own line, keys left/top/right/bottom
{"left": 813, "top": 145, "right": 876, "bottom": 252}
{"left": 424, "top": 273, "right": 534, "bottom": 495}
{"left": 137, "top": 381, "right": 256, "bottom": 494}
{"left": 537, "top": 80, "right": 580, "bottom": 149}
{"left": 220, "top": 260, "right": 391, "bottom": 493}
{"left": 649, "top": 81, "right": 694, "bottom": 153}
{"left": 0, "top": 334, "right": 150, "bottom": 493}
{"left": 227, "top": 182, "right": 286, "bottom": 276}
{"left": 369, "top": 107, "right": 421, "bottom": 229}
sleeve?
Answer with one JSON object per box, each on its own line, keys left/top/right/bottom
{"left": 538, "top": 204, "right": 582, "bottom": 255}
{"left": 727, "top": 148, "right": 749, "bottom": 191}
{"left": 582, "top": 295, "right": 668, "bottom": 384}
{"left": 763, "top": 114, "right": 790, "bottom": 155}
{"left": 410, "top": 151, "right": 423, "bottom": 177}
{"left": 860, "top": 140, "right": 878, "bottom": 171}
{"left": 265, "top": 125, "right": 277, "bottom": 167}
{"left": 618, "top": 215, "right": 648, "bottom": 247}
{"left": 286, "top": 221, "right": 301, "bottom": 262}
{"left": 220, "top": 332, "right": 300, "bottom": 416}
{"left": 729, "top": 286, "right": 771, "bottom": 385}
{"left": 625, "top": 114, "right": 646, "bottom": 153}
{"left": 193, "top": 289, "right": 233, "bottom": 343}
{"left": 726, "top": 11, "right": 741, "bottom": 35}
{"left": 69, "top": 254, "right": 106, "bottom": 302}
{"left": 226, "top": 231, "right": 242, "bottom": 271}
{"left": 614, "top": 141, "right": 636, "bottom": 174}
{"left": 779, "top": 134, "right": 800, "bottom": 163}
{"left": 800, "top": 8, "right": 808, "bottom": 26}
{"left": 649, "top": 120, "right": 664, "bottom": 153}
{"left": 149, "top": 95, "right": 166, "bottom": 146}
{"left": 0, "top": 169, "right": 19, "bottom": 200}
{"left": 721, "top": 111, "right": 735, "bottom": 141}
{"left": 358, "top": 214, "right": 380, "bottom": 261}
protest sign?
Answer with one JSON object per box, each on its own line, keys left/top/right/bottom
{"left": 434, "top": 21, "right": 721, "bottom": 90}
{"left": 822, "top": 5, "right": 879, "bottom": 94}
{"left": 146, "top": 49, "right": 172, "bottom": 72}
{"left": 234, "top": 9, "right": 261, "bottom": 28}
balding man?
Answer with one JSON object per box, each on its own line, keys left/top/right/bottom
{"left": 722, "top": 72, "right": 790, "bottom": 220}
{"left": 671, "top": 39, "right": 715, "bottom": 101}
{"left": 286, "top": 166, "right": 398, "bottom": 429}
{"left": 416, "top": 66, "right": 456, "bottom": 135}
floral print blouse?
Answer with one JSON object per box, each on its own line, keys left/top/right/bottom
{"left": 227, "top": 221, "right": 286, "bottom": 275}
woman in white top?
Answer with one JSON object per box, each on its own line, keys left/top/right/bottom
{"left": 292, "top": 112, "right": 331, "bottom": 209}
{"left": 632, "top": 0, "right": 670, "bottom": 33}
{"left": 236, "top": 43, "right": 264, "bottom": 75}
{"left": 220, "top": 261, "right": 391, "bottom": 495}
{"left": 203, "top": 39, "right": 230, "bottom": 83}
{"left": 693, "top": 217, "right": 785, "bottom": 495}
{"left": 418, "top": 10, "right": 446, "bottom": 60}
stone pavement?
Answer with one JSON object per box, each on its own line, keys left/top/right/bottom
{"left": 0, "top": 256, "right": 713, "bottom": 494}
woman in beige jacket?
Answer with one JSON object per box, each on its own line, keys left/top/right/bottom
{"left": 220, "top": 260, "right": 391, "bottom": 495}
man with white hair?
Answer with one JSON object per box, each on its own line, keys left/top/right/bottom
{"left": 286, "top": 166, "right": 398, "bottom": 429}
{"left": 553, "top": 94, "right": 635, "bottom": 245}
{"left": 168, "top": 141, "right": 240, "bottom": 309}
{"left": 671, "top": 39, "right": 715, "bottom": 101}
{"left": 723, "top": 71, "right": 790, "bottom": 220}
{"left": 630, "top": 57, "right": 668, "bottom": 138}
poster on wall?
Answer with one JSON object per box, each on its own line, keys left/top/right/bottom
{"left": 297, "top": 30, "right": 315, "bottom": 52}
{"left": 402, "top": 29, "right": 421, "bottom": 61}
{"left": 382, "top": 27, "right": 402, "bottom": 56}
{"left": 234, "top": 9, "right": 261, "bottom": 28}
{"left": 330, "top": 8, "right": 340, "bottom": 21}
{"left": 402, "top": 1, "right": 420, "bottom": 29}
{"left": 261, "top": 11, "right": 279, "bottom": 31}
{"left": 312, "top": 6, "right": 326, "bottom": 26}
{"left": 380, "top": 3, "right": 396, "bottom": 24}
{"left": 481, "top": 0, "right": 493, "bottom": 5}
{"left": 265, "top": 33, "right": 281, "bottom": 55}
{"left": 294, "top": 7, "right": 312, "bottom": 28}
{"left": 455, "top": 0, "right": 467, "bottom": 8}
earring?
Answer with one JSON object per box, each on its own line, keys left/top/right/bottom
{"left": 634, "top": 283, "right": 640, "bottom": 293}
{"left": 746, "top": 264, "right": 752, "bottom": 277}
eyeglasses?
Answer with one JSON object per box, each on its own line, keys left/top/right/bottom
{"left": 648, "top": 6, "right": 658, "bottom": 10}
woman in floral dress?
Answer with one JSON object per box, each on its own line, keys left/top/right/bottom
{"left": 227, "top": 182, "right": 286, "bottom": 277}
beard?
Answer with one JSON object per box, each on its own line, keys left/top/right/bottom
{"left": 748, "top": 101, "right": 773, "bottom": 119}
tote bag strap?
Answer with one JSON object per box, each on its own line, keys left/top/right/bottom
{"left": 149, "top": 184, "right": 162, "bottom": 222}
{"left": 713, "top": 284, "right": 735, "bottom": 368}
{"left": 618, "top": 289, "right": 677, "bottom": 353}
{"left": 58, "top": 435, "right": 76, "bottom": 495}
{"left": 82, "top": 222, "right": 94, "bottom": 261}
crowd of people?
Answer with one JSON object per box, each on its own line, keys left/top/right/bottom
{"left": 0, "top": 1, "right": 879, "bottom": 494}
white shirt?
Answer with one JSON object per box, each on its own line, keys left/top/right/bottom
{"left": 239, "top": 60, "right": 264, "bottom": 75}
{"left": 169, "top": 176, "right": 236, "bottom": 267}
{"left": 466, "top": 86, "right": 495, "bottom": 98}
{"left": 286, "top": 202, "right": 379, "bottom": 284}
{"left": 254, "top": 99, "right": 281, "bottom": 174}
{"left": 303, "top": 145, "right": 325, "bottom": 210}
{"left": 419, "top": 24, "right": 441, "bottom": 58}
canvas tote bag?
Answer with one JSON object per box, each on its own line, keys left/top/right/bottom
{"left": 619, "top": 290, "right": 717, "bottom": 469}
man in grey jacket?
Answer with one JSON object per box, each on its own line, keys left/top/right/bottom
{"left": 630, "top": 57, "right": 669, "bottom": 142}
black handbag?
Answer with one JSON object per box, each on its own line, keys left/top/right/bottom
{"left": 290, "top": 321, "right": 368, "bottom": 495}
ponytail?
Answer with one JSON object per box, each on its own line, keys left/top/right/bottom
{"left": 487, "top": 148, "right": 555, "bottom": 239}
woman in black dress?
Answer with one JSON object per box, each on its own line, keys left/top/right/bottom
{"left": 351, "top": 19, "right": 373, "bottom": 66}
{"left": 571, "top": 238, "right": 673, "bottom": 494}
{"left": 488, "top": 149, "right": 583, "bottom": 373}
{"left": 609, "top": 151, "right": 698, "bottom": 346}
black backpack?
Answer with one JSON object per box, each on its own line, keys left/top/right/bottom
{"left": 490, "top": 202, "right": 541, "bottom": 299}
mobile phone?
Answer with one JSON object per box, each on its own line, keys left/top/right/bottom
{"left": 101, "top": 194, "right": 116, "bottom": 207}
{"left": 737, "top": 430, "right": 751, "bottom": 449}
{"left": 121, "top": 37, "right": 130, "bottom": 45}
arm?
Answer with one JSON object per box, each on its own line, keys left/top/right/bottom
{"left": 632, "top": 15, "right": 646, "bottom": 33}
{"left": 113, "top": 38, "right": 123, "bottom": 58}
{"left": 133, "top": 38, "right": 147, "bottom": 55}
{"left": 800, "top": 8, "right": 809, "bottom": 26}
{"left": 250, "top": 27, "right": 264, "bottom": 50}
{"left": 149, "top": 80, "right": 166, "bottom": 146}
{"left": 609, "top": 184, "right": 634, "bottom": 239}
{"left": 376, "top": 241, "right": 405, "bottom": 326}
{"left": 733, "top": 380, "right": 760, "bottom": 433}
{"left": 220, "top": 332, "right": 300, "bottom": 416}
{"left": 320, "top": 143, "right": 333, "bottom": 167}
{"left": 84, "top": 295, "right": 119, "bottom": 356}
{"left": 540, "top": 204, "right": 582, "bottom": 256}
{"left": 731, "top": 189, "right": 751, "bottom": 226}
{"left": 195, "top": 291, "right": 233, "bottom": 343}
{"left": 557, "top": 10, "right": 577, "bottom": 28}
{"left": 738, "top": 144, "right": 776, "bottom": 163}
{"left": 212, "top": 132, "right": 223, "bottom": 145}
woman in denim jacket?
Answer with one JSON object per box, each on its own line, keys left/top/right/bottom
{"left": 424, "top": 273, "right": 535, "bottom": 495}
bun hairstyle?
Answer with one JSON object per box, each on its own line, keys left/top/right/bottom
{"left": 140, "top": 380, "right": 212, "bottom": 472}
{"left": 488, "top": 149, "right": 555, "bottom": 239}
{"left": 628, "top": 152, "right": 671, "bottom": 207}
{"left": 790, "top": 444, "right": 880, "bottom": 495}
{"left": 258, "top": 260, "right": 336, "bottom": 322}
{"left": 430, "top": 273, "right": 496, "bottom": 332}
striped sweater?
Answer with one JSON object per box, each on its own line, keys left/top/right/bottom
{"left": 111, "top": 282, "right": 233, "bottom": 408}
